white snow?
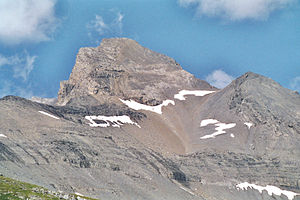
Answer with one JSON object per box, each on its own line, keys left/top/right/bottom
{"left": 179, "top": 186, "right": 196, "bottom": 196}
{"left": 230, "top": 134, "right": 235, "bottom": 138}
{"left": 200, "top": 119, "right": 219, "bottom": 127}
{"left": 236, "top": 182, "right": 299, "bottom": 200}
{"left": 120, "top": 90, "right": 215, "bottom": 114}
{"left": 85, "top": 115, "right": 140, "bottom": 128}
{"left": 174, "top": 90, "right": 215, "bottom": 100}
{"left": 38, "top": 111, "right": 59, "bottom": 120}
{"left": 244, "top": 122, "right": 253, "bottom": 129}
{"left": 0, "top": 134, "right": 7, "bottom": 138}
{"left": 120, "top": 99, "right": 175, "bottom": 114}
{"left": 200, "top": 119, "right": 236, "bottom": 139}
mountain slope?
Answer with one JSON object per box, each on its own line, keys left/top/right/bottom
{"left": 0, "top": 96, "right": 204, "bottom": 200}
{"left": 193, "top": 72, "right": 300, "bottom": 156}
{"left": 0, "top": 175, "right": 95, "bottom": 200}
{"left": 0, "top": 38, "right": 299, "bottom": 200}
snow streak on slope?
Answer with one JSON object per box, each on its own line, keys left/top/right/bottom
{"left": 85, "top": 115, "right": 140, "bottom": 128}
{"left": 38, "top": 111, "right": 60, "bottom": 120}
{"left": 0, "top": 134, "right": 7, "bottom": 138}
{"left": 120, "top": 99, "right": 175, "bottom": 114}
{"left": 200, "top": 119, "right": 236, "bottom": 139}
{"left": 174, "top": 90, "right": 215, "bottom": 100}
{"left": 236, "top": 182, "right": 299, "bottom": 200}
{"left": 120, "top": 90, "right": 215, "bottom": 114}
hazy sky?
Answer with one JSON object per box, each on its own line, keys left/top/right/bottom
{"left": 0, "top": 0, "right": 299, "bottom": 98}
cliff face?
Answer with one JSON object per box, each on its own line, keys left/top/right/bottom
{"left": 58, "top": 38, "right": 213, "bottom": 106}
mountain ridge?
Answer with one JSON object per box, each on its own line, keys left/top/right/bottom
{"left": 0, "top": 38, "right": 299, "bottom": 200}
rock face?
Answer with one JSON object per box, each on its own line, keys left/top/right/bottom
{"left": 58, "top": 38, "right": 213, "bottom": 106}
{"left": 197, "top": 72, "right": 300, "bottom": 157}
{"left": 1, "top": 38, "right": 300, "bottom": 200}
{"left": 184, "top": 71, "right": 300, "bottom": 159}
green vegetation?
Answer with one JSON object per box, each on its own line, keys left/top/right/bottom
{"left": 0, "top": 175, "right": 97, "bottom": 200}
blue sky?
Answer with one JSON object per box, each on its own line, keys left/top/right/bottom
{"left": 0, "top": 0, "right": 299, "bottom": 98}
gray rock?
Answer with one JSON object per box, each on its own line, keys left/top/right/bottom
{"left": 0, "top": 38, "right": 299, "bottom": 200}
{"left": 57, "top": 38, "right": 213, "bottom": 106}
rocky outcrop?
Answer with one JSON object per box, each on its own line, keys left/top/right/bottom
{"left": 58, "top": 38, "right": 213, "bottom": 106}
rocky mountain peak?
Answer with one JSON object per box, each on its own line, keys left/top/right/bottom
{"left": 231, "top": 71, "right": 280, "bottom": 88}
{"left": 2, "top": 38, "right": 300, "bottom": 200}
{"left": 198, "top": 71, "right": 300, "bottom": 155}
{"left": 57, "top": 38, "right": 213, "bottom": 106}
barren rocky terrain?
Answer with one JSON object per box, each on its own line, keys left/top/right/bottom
{"left": 0, "top": 38, "right": 299, "bottom": 200}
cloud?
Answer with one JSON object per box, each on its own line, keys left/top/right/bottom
{"left": 114, "top": 12, "right": 124, "bottom": 33}
{"left": 87, "top": 11, "right": 124, "bottom": 43}
{"left": 290, "top": 76, "right": 300, "bottom": 92}
{"left": 89, "top": 15, "right": 108, "bottom": 36}
{"left": 0, "top": 81, "right": 33, "bottom": 98}
{"left": 178, "top": 0, "right": 294, "bottom": 21}
{"left": 0, "top": 0, "right": 58, "bottom": 45}
{"left": 0, "top": 51, "right": 37, "bottom": 81}
{"left": 206, "top": 69, "right": 235, "bottom": 88}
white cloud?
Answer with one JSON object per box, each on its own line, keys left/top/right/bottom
{"left": 178, "top": 0, "right": 294, "bottom": 21}
{"left": 206, "top": 69, "right": 234, "bottom": 88}
{"left": 0, "top": 52, "right": 37, "bottom": 81}
{"left": 290, "top": 76, "right": 300, "bottom": 92}
{"left": 89, "top": 15, "right": 108, "bottom": 36}
{"left": 114, "top": 12, "right": 124, "bottom": 33}
{"left": 87, "top": 11, "right": 124, "bottom": 43}
{"left": 0, "top": 0, "right": 58, "bottom": 45}
{"left": 0, "top": 81, "right": 33, "bottom": 98}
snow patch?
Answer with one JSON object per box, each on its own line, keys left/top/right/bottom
{"left": 0, "top": 134, "right": 7, "bottom": 138}
{"left": 85, "top": 115, "right": 140, "bottom": 128}
{"left": 174, "top": 90, "right": 215, "bottom": 100}
{"left": 179, "top": 186, "right": 196, "bottom": 196}
{"left": 200, "top": 119, "right": 219, "bottom": 127}
{"left": 38, "top": 111, "right": 59, "bottom": 120}
{"left": 120, "top": 89, "right": 214, "bottom": 114}
{"left": 230, "top": 134, "right": 235, "bottom": 138}
{"left": 120, "top": 99, "right": 175, "bottom": 114}
{"left": 75, "top": 192, "right": 84, "bottom": 196}
{"left": 244, "top": 122, "right": 253, "bottom": 129}
{"left": 200, "top": 119, "right": 236, "bottom": 139}
{"left": 236, "top": 182, "right": 299, "bottom": 200}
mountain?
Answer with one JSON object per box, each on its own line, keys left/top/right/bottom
{"left": 57, "top": 38, "right": 213, "bottom": 107}
{"left": 0, "top": 38, "right": 299, "bottom": 200}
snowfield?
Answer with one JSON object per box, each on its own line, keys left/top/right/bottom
{"left": 200, "top": 119, "right": 236, "bottom": 139}
{"left": 120, "top": 99, "right": 175, "bottom": 114}
{"left": 38, "top": 111, "right": 60, "bottom": 120}
{"left": 85, "top": 115, "right": 140, "bottom": 128}
{"left": 174, "top": 90, "right": 215, "bottom": 100}
{"left": 0, "top": 134, "right": 7, "bottom": 138}
{"left": 236, "top": 182, "right": 299, "bottom": 200}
